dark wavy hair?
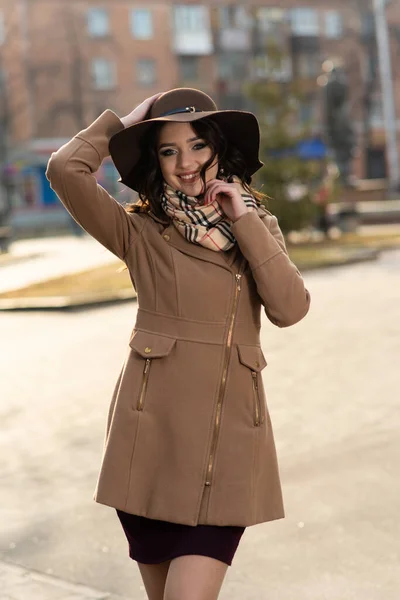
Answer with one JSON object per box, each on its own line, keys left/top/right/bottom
{"left": 126, "top": 118, "right": 266, "bottom": 216}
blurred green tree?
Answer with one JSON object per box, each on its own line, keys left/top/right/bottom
{"left": 247, "top": 45, "right": 322, "bottom": 233}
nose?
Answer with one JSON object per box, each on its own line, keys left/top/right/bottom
{"left": 177, "top": 150, "right": 194, "bottom": 172}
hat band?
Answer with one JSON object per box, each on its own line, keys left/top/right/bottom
{"left": 159, "top": 106, "right": 204, "bottom": 117}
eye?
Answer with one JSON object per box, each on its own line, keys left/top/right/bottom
{"left": 193, "top": 142, "right": 207, "bottom": 151}
{"left": 159, "top": 148, "right": 176, "bottom": 157}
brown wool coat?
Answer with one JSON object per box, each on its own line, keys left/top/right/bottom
{"left": 46, "top": 110, "right": 311, "bottom": 527}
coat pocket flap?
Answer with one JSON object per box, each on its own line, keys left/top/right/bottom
{"left": 129, "top": 331, "right": 176, "bottom": 359}
{"left": 237, "top": 345, "right": 267, "bottom": 372}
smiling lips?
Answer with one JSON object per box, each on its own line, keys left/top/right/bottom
{"left": 178, "top": 171, "right": 199, "bottom": 183}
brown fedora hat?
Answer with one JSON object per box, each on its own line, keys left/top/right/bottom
{"left": 109, "top": 88, "right": 264, "bottom": 192}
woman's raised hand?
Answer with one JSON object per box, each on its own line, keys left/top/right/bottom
{"left": 204, "top": 179, "right": 250, "bottom": 223}
{"left": 120, "top": 93, "right": 163, "bottom": 128}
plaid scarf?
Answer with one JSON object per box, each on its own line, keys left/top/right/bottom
{"left": 161, "top": 183, "right": 258, "bottom": 252}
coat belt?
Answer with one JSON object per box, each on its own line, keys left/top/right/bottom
{"left": 135, "top": 308, "right": 261, "bottom": 346}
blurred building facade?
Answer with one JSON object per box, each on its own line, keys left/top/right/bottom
{"left": 0, "top": 0, "right": 398, "bottom": 227}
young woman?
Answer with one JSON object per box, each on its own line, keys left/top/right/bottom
{"left": 46, "top": 88, "right": 310, "bottom": 600}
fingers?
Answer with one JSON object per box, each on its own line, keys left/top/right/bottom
{"left": 143, "top": 92, "right": 163, "bottom": 107}
{"left": 136, "top": 92, "right": 163, "bottom": 112}
{"left": 126, "top": 92, "right": 164, "bottom": 126}
{"left": 204, "top": 182, "right": 227, "bottom": 205}
{"left": 204, "top": 180, "right": 238, "bottom": 205}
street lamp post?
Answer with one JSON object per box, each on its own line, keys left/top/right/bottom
{"left": 0, "top": 52, "right": 13, "bottom": 251}
{"left": 373, "top": 0, "right": 400, "bottom": 195}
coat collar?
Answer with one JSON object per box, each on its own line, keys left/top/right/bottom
{"left": 161, "top": 222, "right": 240, "bottom": 271}
{"left": 148, "top": 210, "right": 169, "bottom": 225}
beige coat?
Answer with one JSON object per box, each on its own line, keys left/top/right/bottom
{"left": 46, "top": 110, "right": 310, "bottom": 527}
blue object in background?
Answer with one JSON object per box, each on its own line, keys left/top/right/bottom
{"left": 269, "top": 138, "right": 328, "bottom": 160}
{"left": 296, "top": 138, "right": 328, "bottom": 160}
{"left": 38, "top": 166, "right": 58, "bottom": 206}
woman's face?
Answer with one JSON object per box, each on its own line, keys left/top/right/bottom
{"left": 157, "top": 122, "right": 218, "bottom": 197}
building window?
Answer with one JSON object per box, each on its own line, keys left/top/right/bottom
{"left": 174, "top": 5, "right": 209, "bottom": 32}
{"left": 178, "top": 56, "right": 199, "bottom": 80}
{"left": 217, "top": 52, "right": 247, "bottom": 80}
{"left": 291, "top": 8, "right": 319, "bottom": 36}
{"left": 130, "top": 8, "right": 153, "bottom": 40}
{"left": 366, "top": 147, "right": 386, "bottom": 179}
{"left": 297, "top": 53, "right": 321, "bottom": 78}
{"left": 87, "top": 8, "right": 110, "bottom": 38}
{"left": 218, "top": 6, "right": 234, "bottom": 29}
{"left": 325, "top": 11, "right": 343, "bottom": 39}
{"left": 218, "top": 6, "right": 252, "bottom": 29}
{"left": 136, "top": 58, "right": 157, "bottom": 86}
{"left": 173, "top": 5, "right": 213, "bottom": 55}
{"left": 91, "top": 58, "right": 116, "bottom": 90}
{"left": 256, "top": 8, "right": 286, "bottom": 33}
{"left": 361, "top": 12, "right": 375, "bottom": 40}
{"left": 370, "top": 92, "right": 384, "bottom": 127}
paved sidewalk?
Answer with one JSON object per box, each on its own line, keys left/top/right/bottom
{"left": 0, "top": 235, "right": 116, "bottom": 294}
{"left": 0, "top": 561, "right": 128, "bottom": 600}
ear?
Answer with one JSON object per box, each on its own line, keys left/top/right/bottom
{"left": 217, "top": 166, "right": 228, "bottom": 182}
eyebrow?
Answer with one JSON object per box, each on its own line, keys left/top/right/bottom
{"left": 158, "top": 136, "right": 201, "bottom": 150}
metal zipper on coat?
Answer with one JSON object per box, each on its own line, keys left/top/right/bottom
{"left": 137, "top": 359, "right": 151, "bottom": 411}
{"left": 205, "top": 271, "right": 243, "bottom": 487}
{"left": 252, "top": 371, "right": 262, "bottom": 427}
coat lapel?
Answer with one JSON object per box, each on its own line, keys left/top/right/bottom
{"left": 162, "top": 223, "right": 234, "bottom": 271}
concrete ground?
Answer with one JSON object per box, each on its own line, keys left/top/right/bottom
{"left": 0, "top": 235, "right": 117, "bottom": 295}
{"left": 0, "top": 250, "right": 399, "bottom": 599}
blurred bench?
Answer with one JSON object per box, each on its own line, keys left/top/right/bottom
{"left": 329, "top": 199, "right": 400, "bottom": 228}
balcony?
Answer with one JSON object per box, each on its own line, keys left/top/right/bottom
{"left": 173, "top": 30, "right": 213, "bottom": 56}
{"left": 173, "top": 6, "right": 213, "bottom": 55}
{"left": 218, "top": 28, "right": 252, "bottom": 52}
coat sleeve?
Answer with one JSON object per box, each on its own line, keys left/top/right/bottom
{"left": 46, "top": 110, "right": 144, "bottom": 260}
{"left": 231, "top": 209, "right": 311, "bottom": 327}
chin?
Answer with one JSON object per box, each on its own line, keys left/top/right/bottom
{"left": 177, "top": 182, "right": 204, "bottom": 197}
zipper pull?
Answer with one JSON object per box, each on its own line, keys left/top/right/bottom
{"left": 143, "top": 359, "right": 151, "bottom": 374}
{"left": 235, "top": 274, "right": 242, "bottom": 291}
{"left": 252, "top": 371, "right": 258, "bottom": 389}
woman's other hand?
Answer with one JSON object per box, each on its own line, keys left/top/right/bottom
{"left": 120, "top": 93, "right": 163, "bottom": 128}
{"left": 204, "top": 179, "right": 250, "bottom": 222}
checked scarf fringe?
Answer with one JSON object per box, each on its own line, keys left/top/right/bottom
{"left": 161, "top": 183, "right": 258, "bottom": 252}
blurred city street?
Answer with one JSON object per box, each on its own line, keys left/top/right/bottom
{"left": 1, "top": 251, "right": 399, "bottom": 599}
{"left": 1, "top": 1, "right": 400, "bottom": 599}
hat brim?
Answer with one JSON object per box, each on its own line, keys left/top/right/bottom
{"left": 109, "top": 110, "right": 264, "bottom": 192}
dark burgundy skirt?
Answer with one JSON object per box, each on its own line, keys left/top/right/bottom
{"left": 116, "top": 510, "right": 245, "bottom": 566}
